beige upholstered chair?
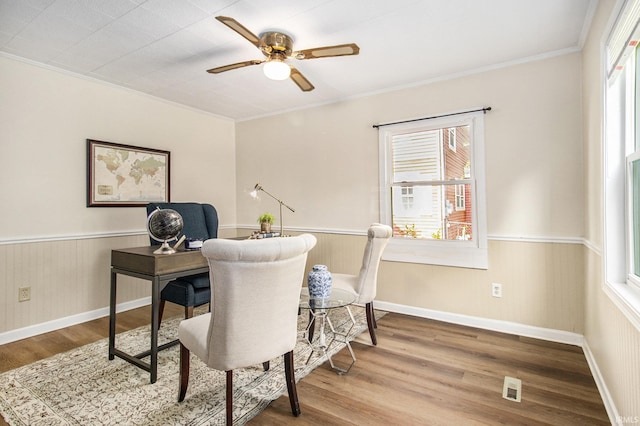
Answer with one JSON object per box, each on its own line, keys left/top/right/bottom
{"left": 330, "top": 223, "right": 392, "bottom": 345}
{"left": 177, "top": 234, "right": 317, "bottom": 425}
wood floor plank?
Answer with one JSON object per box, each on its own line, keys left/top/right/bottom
{"left": 254, "top": 313, "right": 608, "bottom": 425}
{"left": 0, "top": 309, "right": 609, "bottom": 426}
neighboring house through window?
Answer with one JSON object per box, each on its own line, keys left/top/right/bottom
{"left": 378, "top": 111, "right": 487, "bottom": 268}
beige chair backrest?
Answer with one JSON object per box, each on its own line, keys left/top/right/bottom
{"left": 354, "top": 224, "right": 392, "bottom": 304}
{"left": 200, "top": 234, "right": 317, "bottom": 372}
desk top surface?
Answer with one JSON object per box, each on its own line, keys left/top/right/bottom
{"left": 111, "top": 246, "right": 208, "bottom": 276}
{"left": 111, "top": 236, "right": 289, "bottom": 277}
{"left": 113, "top": 245, "right": 200, "bottom": 256}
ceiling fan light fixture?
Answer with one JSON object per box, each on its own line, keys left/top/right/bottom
{"left": 210, "top": 16, "right": 359, "bottom": 91}
{"left": 263, "top": 58, "right": 290, "bottom": 81}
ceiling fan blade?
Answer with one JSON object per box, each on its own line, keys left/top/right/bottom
{"left": 215, "top": 16, "right": 262, "bottom": 48}
{"left": 290, "top": 67, "right": 314, "bottom": 92}
{"left": 294, "top": 43, "right": 360, "bottom": 60}
{"left": 207, "top": 59, "right": 263, "bottom": 74}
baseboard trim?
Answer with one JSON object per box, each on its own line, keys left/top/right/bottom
{"left": 582, "top": 340, "right": 620, "bottom": 425}
{"left": 0, "top": 297, "right": 151, "bottom": 345}
{"left": 3, "top": 298, "right": 586, "bottom": 347}
{"left": 374, "top": 300, "right": 584, "bottom": 346}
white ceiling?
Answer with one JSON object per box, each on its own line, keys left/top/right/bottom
{"left": 0, "top": 0, "right": 596, "bottom": 121}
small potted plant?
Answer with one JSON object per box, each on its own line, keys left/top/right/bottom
{"left": 258, "top": 212, "right": 275, "bottom": 233}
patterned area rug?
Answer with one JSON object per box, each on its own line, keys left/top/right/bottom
{"left": 0, "top": 306, "right": 380, "bottom": 425}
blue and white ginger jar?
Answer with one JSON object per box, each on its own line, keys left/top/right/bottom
{"left": 308, "top": 264, "right": 332, "bottom": 298}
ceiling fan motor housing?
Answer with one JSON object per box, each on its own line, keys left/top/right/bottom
{"left": 260, "top": 32, "right": 294, "bottom": 56}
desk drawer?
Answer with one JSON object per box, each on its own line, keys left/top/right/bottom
{"left": 111, "top": 247, "right": 208, "bottom": 276}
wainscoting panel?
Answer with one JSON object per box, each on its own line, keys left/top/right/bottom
{"left": 2, "top": 230, "right": 584, "bottom": 341}
{"left": 0, "top": 234, "right": 149, "bottom": 334}
{"left": 376, "top": 239, "right": 585, "bottom": 333}
{"left": 238, "top": 230, "right": 584, "bottom": 333}
{"left": 584, "top": 248, "right": 640, "bottom": 422}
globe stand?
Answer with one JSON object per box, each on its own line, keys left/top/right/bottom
{"left": 147, "top": 207, "right": 184, "bottom": 256}
{"left": 153, "top": 240, "right": 176, "bottom": 255}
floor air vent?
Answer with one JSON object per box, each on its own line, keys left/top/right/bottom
{"left": 502, "top": 376, "right": 522, "bottom": 402}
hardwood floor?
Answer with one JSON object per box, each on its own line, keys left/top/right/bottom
{"left": 254, "top": 313, "right": 609, "bottom": 425}
{"left": 0, "top": 306, "right": 609, "bottom": 425}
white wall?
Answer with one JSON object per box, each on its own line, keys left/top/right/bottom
{"left": 236, "top": 53, "right": 584, "bottom": 241}
{"left": 0, "top": 55, "right": 236, "bottom": 241}
{"left": 0, "top": 55, "right": 236, "bottom": 333}
{"left": 236, "top": 53, "right": 585, "bottom": 334}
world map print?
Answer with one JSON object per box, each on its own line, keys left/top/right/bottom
{"left": 93, "top": 145, "right": 167, "bottom": 203}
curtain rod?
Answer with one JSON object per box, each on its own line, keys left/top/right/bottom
{"left": 372, "top": 107, "right": 492, "bottom": 129}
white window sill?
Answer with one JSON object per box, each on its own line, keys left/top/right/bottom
{"left": 382, "top": 238, "right": 488, "bottom": 269}
{"left": 604, "top": 281, "right": 640, "bottom": 332}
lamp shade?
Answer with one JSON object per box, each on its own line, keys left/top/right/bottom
{"left": 263, "top": 59, "right": 291, "bottom": 80}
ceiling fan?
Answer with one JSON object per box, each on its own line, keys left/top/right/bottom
{"left": 207, "top": 16, "right": 360, "bottom": 92}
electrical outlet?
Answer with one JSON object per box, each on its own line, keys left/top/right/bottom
{"left": 492, "top": 283, "right": 502, "bottom": 298}
{"left": 502, "top": 376, "right": 522, "bottom": 402}
{"left": 18, "top": 286, "right": 31, "bottom": 302}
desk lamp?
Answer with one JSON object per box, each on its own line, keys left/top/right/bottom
{"left": 250, "top": 183, "right": 295, "bottom": 236}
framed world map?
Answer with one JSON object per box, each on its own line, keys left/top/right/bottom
{"left": 87, "top": 139, "right": 170, "bottom": 207}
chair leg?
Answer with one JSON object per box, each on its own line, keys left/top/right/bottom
{"left": 226, "top": 370, "right": 233, "bottom": 425}
{"left": 263, "top": 361, "right": 270, "bottom": 371}
{"left": 372, "top": 303, "right": 378, "bottom": 328}
{"left": 365, "top": 302, "right": 377, "bottom": 346}
{"left": 284, "top": 350, "right": 300, "bottom": 417}
{"left": 158, "top": 299, "right": 166, "bottom": 328}
{"left": 185, "top": 305, "right": 194, "bottom": 319}
{"left": 178, "top": 343, "right": 190, "bottom": 401}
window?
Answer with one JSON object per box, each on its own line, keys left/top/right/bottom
{"left": 448, "top": 127, "right": 457, "bottom": 151}
{"left": 455, "top": 184, "right": 466, "bottom": 211}
{"left": 604, "top": 0, "right": 640, "bottom": 329}
{"left": 378, "top": 111, "right": 487, "bottom": 268}
{"left": 401, "top": 186, "right": 414, "bottom": 209}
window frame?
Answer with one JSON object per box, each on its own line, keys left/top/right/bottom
{"left": 603, "top": 0, "right": 640, "bottom": 331}
{"left": 627, "top": 151, "right": 640, "bottom": 288}
{"left": 378, "top": 111, "right": 488, "bottom": 269}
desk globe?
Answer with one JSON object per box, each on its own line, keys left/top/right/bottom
{"left": 147, "top": 208, "right": 184, "bottom": 254}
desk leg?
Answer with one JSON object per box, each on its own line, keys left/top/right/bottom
{"left": 108, "top": 270, "right": 117, "bottom": 360}
{"left": 107, "top": 265, "right": 183, "bottom": 384}
{"left": 150, "top": 277, "right": 160, "bottom": 384}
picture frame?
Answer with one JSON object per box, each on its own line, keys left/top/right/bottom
{"left": 87, "top": 139, "right": 170, "bottom": 207}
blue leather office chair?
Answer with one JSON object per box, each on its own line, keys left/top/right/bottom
{"left": 146, "top": 202, "right": 218, "bottom": 325}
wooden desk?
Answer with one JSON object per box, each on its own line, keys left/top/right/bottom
{"left": 108, "top": 246, "right": 209, "bottom": 383}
